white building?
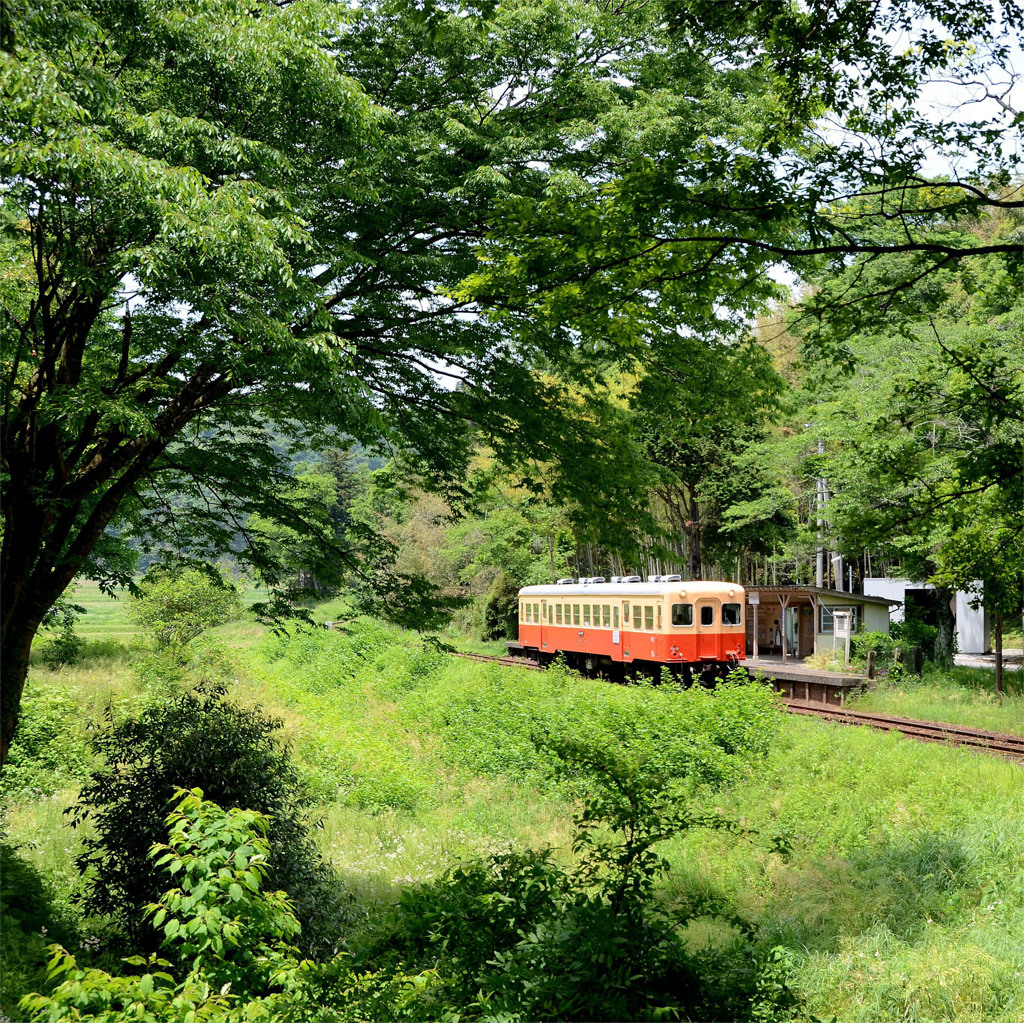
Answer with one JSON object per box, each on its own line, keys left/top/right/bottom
{"left": 862, "top": 578, "right": 990, "bottom": 654}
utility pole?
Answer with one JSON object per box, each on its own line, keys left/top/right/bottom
{"left": 815, "top": 437, "right": 825, "bottom": 589}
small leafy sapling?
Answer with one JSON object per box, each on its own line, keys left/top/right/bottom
{"left": 127, "top": 565, "right": 242, "bottom": 649}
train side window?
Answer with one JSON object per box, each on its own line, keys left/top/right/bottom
{"left": 556, "top": 604, "right": 562, "bottom": 625}
{"left": 700, "top": 605, "right": 714, "bottom": 626}
{"left": 722, "top": 603, "right": 742, "bottom": 625}
{"left": 573, "top": 604, "right": 580, "bottom": 626}
{"left": 633, "top": 604, "right": 642, "bottom": 629}
{"left": 534, "top": 603, "right": 539, "bottom": 622}
{"left": 525, "top": 603, "right": 532, "bottom": 623}
{"left": 613, "top": 606, "right": 619, "bottom": 628}
{"left": 644, "top": 605, "right": 654, "bottom": 630}
{"left": 603, "top": 604, "right": 610, "bottom": 627}
{"left": 583, "top": 604, "right": 591, "bottom": 627}
{"left": 671, "top": 603, "right": 693, "bottom": 626}
{"left": 657, "top": 605, "right": 662, "bottom": 630}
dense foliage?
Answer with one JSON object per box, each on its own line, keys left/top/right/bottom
{"left": 68, "top": 682, "right": 352, "bottom": 960}
{"left": 365, "top": 738, "right": 796, "bottom": 1022}
{"left": 127, "top": 566, "right": 242, "bottom": 648}
{"left": 4, "top": 0, "right": 1021, "bottom": 767}
{"left": 27, "top": 758, "right": 800, "bottom": 1022}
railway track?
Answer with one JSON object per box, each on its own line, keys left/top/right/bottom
{"left": 451, "top": 652, "right": 1024, "bottom": 761}
{"left": 784, "top": 702, "right": 1024, "bottom": 759}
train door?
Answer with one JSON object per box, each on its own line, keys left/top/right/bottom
{"left": 619, "top": 600, "right": 631, "bottom": 661}
{"left": 695, "top": 598, "right": 720, "bottom": 659}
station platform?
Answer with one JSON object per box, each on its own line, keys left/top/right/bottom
{"left": 745, "top": 655, "right": 868, "bottom": 707}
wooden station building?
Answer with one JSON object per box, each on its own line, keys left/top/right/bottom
{"left": 744, "top": 586, "right": 900, "bottom": 662}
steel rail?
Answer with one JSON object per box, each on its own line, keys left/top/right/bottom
{"left": 450, "top": 652, "right": 1024, "bottom": 761}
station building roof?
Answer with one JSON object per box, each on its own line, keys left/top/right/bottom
{"left": 745, "top": 585, "right": 902, "bottom": 606}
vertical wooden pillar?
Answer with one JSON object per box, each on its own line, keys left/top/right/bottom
{"left": 752, "top": 600, "right": 759, "bottom": 660}
{"left": 779, "top": 594, "right": 791, "bottom": 662}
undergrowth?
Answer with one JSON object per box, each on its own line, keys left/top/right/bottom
{"left": 3, "top": 615, "right": 1023, "bottom": 1022}
{"left": 851, "top": 663, "right": 1024, "bottom": 734}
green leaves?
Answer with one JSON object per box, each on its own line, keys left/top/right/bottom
{"left": 126, "top": 565, "right": 242, "bottom": 648}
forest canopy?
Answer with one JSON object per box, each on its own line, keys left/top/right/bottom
{"left": 2, "top": 0, "right": 1022, "bottom": 767}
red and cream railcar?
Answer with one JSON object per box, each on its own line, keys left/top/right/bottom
{"left": 512, "top": 578, "right": 745, "bottom": 679}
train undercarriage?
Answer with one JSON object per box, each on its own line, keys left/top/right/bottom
{"left": 507, "top": 642, "right": 739, "bottom": 686}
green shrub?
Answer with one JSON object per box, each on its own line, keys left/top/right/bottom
{"left": 422, "top": 663, "right": 782, "bottom": 793}
{"left": 127, "top": 565, "right": 242, "bottom": 648}
{"left": 38, "top": 626, "right": 86, "bottom": 671}
{"left": 0, "top": 687, "right": 93, "bottom": 800}
{"left": 851, "top": 630, "right": 895, "bottom": 666}
{"left": 367, "top": 741, "right": 799, "bottom": 1022}
{"left": 23, "top": 790, "right": 413, "bottom": 1023}
{"left": 482, "top": 571, "right": 520, "bottom": 640}
{"left": 68, "top": 683, "right": 353, "bottom": 960}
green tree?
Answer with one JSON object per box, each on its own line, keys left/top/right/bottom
{"left": 632, "top": 338, "right": 791, "bottom": 579}
{"left": 792, "top": 219, "right": 1023, "bottom": 666}
{"left": 127, "top": 566, "right": 242, "bottom": 647}
{"left": 467, "top": 2, "right": 1023, "bottom": 333}
{"left": 68, "top": 683, "right": 351, "bottom": 960}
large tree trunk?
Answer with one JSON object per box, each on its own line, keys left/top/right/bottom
{"left": 933, "top": 586, "right": 955, "bottom": 668}
{"left": 0, "top": 612, "right": 44, "bottom": 768}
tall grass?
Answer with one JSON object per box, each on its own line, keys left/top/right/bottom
{"left": 852, "top": 664, "right": 1024, "bottom": 734}
{"left": 4, "top": 610, "right": 1024, "bottom": 1023}
{"left": 667, "top": 718, "right": 1024, "bottom": 1022}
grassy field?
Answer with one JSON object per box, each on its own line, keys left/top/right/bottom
{"left": 850, "top": 665, "right": 1024, "bottom": 735}
{"left": 4, "top": 603, "right": 1024, "bottom": 1021}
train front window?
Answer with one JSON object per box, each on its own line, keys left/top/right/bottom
{"left": 671, "top": 603, "right": 693, "bottom": 626}
{"left": 722, "top": 603, "right": 742, "bottom": 626}
{"left": 700, "top": 605, "right": 714, "bottom": 626}
{"left": 573, "top": 604, "right": 580, "bottom": 626}
{"left": 644, "top": 605, "right": 654, "bottom": 630}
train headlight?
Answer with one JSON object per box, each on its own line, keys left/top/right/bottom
{"left": 728, "top": 588, "right": 735, "bottom": 597}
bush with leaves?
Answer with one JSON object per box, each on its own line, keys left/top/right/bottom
{"left": 367, "top": 739, "right": 800, "bottom": 1022}
{"left": 127, "top": 566, "right": 242, "bottom": 648}
{"left": 68, "top": 683, "right": 353, "bottom": 960}
{"left": 24, "top": 790, "right": 423, "bottom": 1023}
{"left": 0, "top": 687, "right": 93, "bottom": 800}
{"left": 482, "top": 570, "right": 521, "bottom": 640}
{"left": 36, "top": 598, "right": 87, "bottom": 670}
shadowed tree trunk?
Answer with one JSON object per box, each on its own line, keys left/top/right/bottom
{"left": 933, "top": 587, "right": 955, "bottom": 668}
